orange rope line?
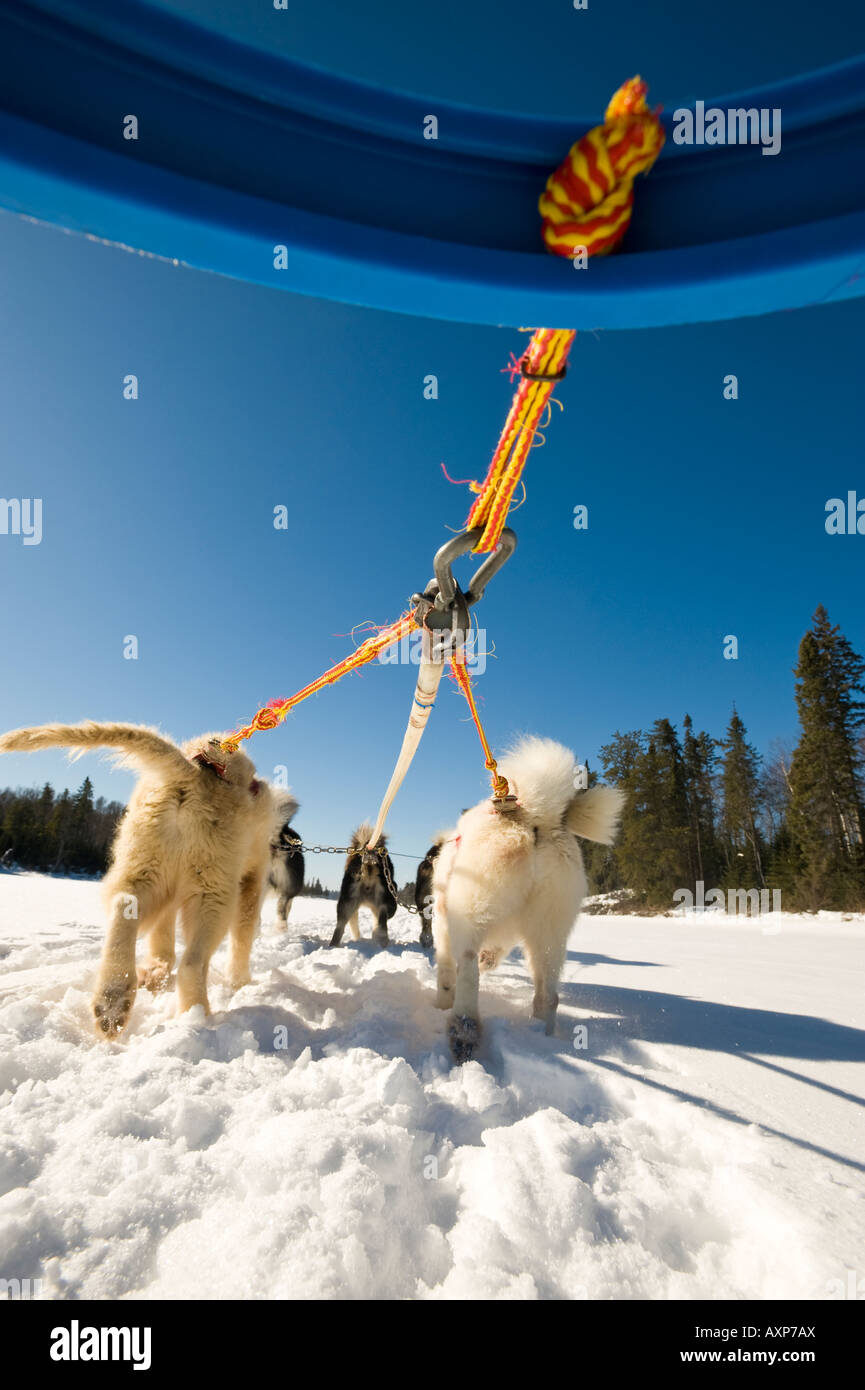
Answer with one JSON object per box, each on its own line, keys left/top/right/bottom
{"left": 221, "top": 611, "right": 418, "bottom": 751}
{"left": 451, "top": 657, "right": 510, "bottom": 799}
{"left": 465, "top": 327, "right": 576, "bottom": 552}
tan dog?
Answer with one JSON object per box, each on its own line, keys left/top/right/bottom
{"left": 0, "top": 722, "right": 275, "bottom": 1037}
{"left": 432, "top": 736, "right": 624, "bottom": 1062}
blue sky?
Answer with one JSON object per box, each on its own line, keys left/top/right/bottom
{"left": 1, "top": 208, "right": 863, "bottom": 885}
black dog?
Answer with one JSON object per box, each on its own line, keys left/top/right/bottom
{"left": 414, "top": 836, "right": 446, "bottom": 950}
{"left": 330, "top": 822, "right": 397, "bottom": 947}
{"left": 269, "top": 796, "right": 304, "bottom": 929}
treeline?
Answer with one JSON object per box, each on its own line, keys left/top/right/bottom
{"left": 583, "top": 606, "right": 865, "bottom": 913}
{"left": 0, "top": 777, "right": 124, "bottom": 875}
{"left": 303, "top": 877, "right": 334, "bottom": 899}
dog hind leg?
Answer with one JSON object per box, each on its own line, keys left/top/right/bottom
{"left": 449, "top": 948, "right": 481, "bottom": 1063}
{"left": 526, "top": 939, "right": 566, "bottom": 1036}
{"left": 227, "top": 870, "right": 265, "bottom": 990}
{"left": 138, "top": 905, "right": 176, "bottom": 994}
{"left": 435, "top": 951, "right": 456, "bottom": 1009}
{"left": 177, "top": 894, "right": 234, "bottom": 1015}
{"left": 373, "top": 906, "right": 389, "bottom": 947}
{"left": 419, "top": 906, "right": 433, "bottom": 950}
{"left": 330, "top": 901, "right": 354, "bottom": 947}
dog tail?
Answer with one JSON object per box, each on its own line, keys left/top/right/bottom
{"left": 0, "top": 721, "right": 189, "bottom": 777}
{"left": 565, "top": 785, "right": 626, "bottom": 845}
{"left": 422, "top": 831, "right": 449, "bottom": 864}
{"left": 350, "top": 822, "right": 379, "bottom": 851}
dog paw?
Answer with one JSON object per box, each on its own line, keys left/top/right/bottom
{"left": 228, "top": 971, "right": 252, "bottom": 992}
{"left": 419, "top": 929, "right": 433, "bottom": 950}
{"left": 448, "top": 1014, "right": 480, "bottom": 1064}
{"left": 92, "top": 979, "right": 135, "bottom": 1037}
{"left": 138, "top": 960, "right": 173, "bottom": 994}
{"left": 372, "top": 929, "right": 389, "bottom": 949}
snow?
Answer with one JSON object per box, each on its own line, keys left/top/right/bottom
{"left": 0, "top": 871, "right": 862, "bottom": 1300}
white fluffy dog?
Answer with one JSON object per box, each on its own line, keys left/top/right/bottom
{"left": 0, "top": 722, "right": 276, "bottom": 1037}
{"left": 432, "top": 736, "right": 624, "bottom": 1062}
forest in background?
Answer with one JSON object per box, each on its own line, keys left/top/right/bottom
{"left": 582, "top": 606, "right": 865, "bottom": 912}
{"left": 0, "top": 777, "right": 122, "bottom": 876}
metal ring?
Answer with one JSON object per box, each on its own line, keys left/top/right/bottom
{"left": 519, "top": 356, "right": 567, "bottom": 382}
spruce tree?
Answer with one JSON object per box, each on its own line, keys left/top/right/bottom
{"left": 788, "top": 606, "right": 865, "bottom": 909}
{"left": 48, "top": 789, "right": 71, "bottom": 871}
{"left": 601, "top": 722, "right": 690, "bottom": 906}
{"left": 69, "top": 777, "right": 96, "bottom": 871}
{"left": 598, "top": 730, "right": 645, "bottom": 900}
{"left": 682, "top": 714, "right": 720, "bottom": 888}
{"left": 719, "top": 709, "right": 765, "bottom": 888}
{"left": 647, "top": 718, "right": 693, "bottom": 899}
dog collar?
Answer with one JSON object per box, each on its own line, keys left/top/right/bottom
{"left": 194, "top": 752, "right": 261, "bottom": 798}
{"left": 193, "top": 750, "right": 227, "bottom": 778}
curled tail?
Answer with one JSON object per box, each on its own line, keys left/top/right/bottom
{"left": 350, "top": 822, "right": 379, "bottom": 852}
{"left": 0, "top": 721, "right": 189, "bottom": 777}
{"left": 565, "top": 785, "right": 625, "bottom": 845}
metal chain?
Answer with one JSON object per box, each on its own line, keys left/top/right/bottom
{"left": 270, "top": 841, "right": 351, "bottom": 855}
{"left": 379, "top": 847, "right": 420, "bottom": 914}
{"left": 294, "top": 843, "right": 352, "bottom": 855}
{"left": 276, "top": 839, "right": 421, "bottom": 914}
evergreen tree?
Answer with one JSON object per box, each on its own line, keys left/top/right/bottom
{"left": 682, "top": 714, "right": 720, "bottom": 888}
{"left": 68, "top": 777, "right": 97, "bottom": 871}
{"left": 598, "top": 730, "right": 644, "bottom": 899}
{"left": 48, "top": 789, "right": 72, "bottom": 870}
{"left": 718, "top": 709, "right": 765, "bottom": 888}
{"left": 788, "top": 606, "right": 865, "bottom": 909}
{"left": 646, "top": 718, "right": 692, "bottom": 897}
{"left": 598, "top": 730, "right": 643, "bottom": 787}
{"left": 600, "top": 721, "right": 691, "bottom": 906}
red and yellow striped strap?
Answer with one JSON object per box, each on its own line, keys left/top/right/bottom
{"left": 450, "top": 658, "right": 510, "bottom": 800}
{"left": 220, "top": 611, "right": 418, "bottom": 751}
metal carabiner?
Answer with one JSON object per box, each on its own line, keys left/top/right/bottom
{"left": 435, "top": 527, "right": 517, "bottom": 609}
{"left": 411, "top": 527, "right": 517, "bottom": 645}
